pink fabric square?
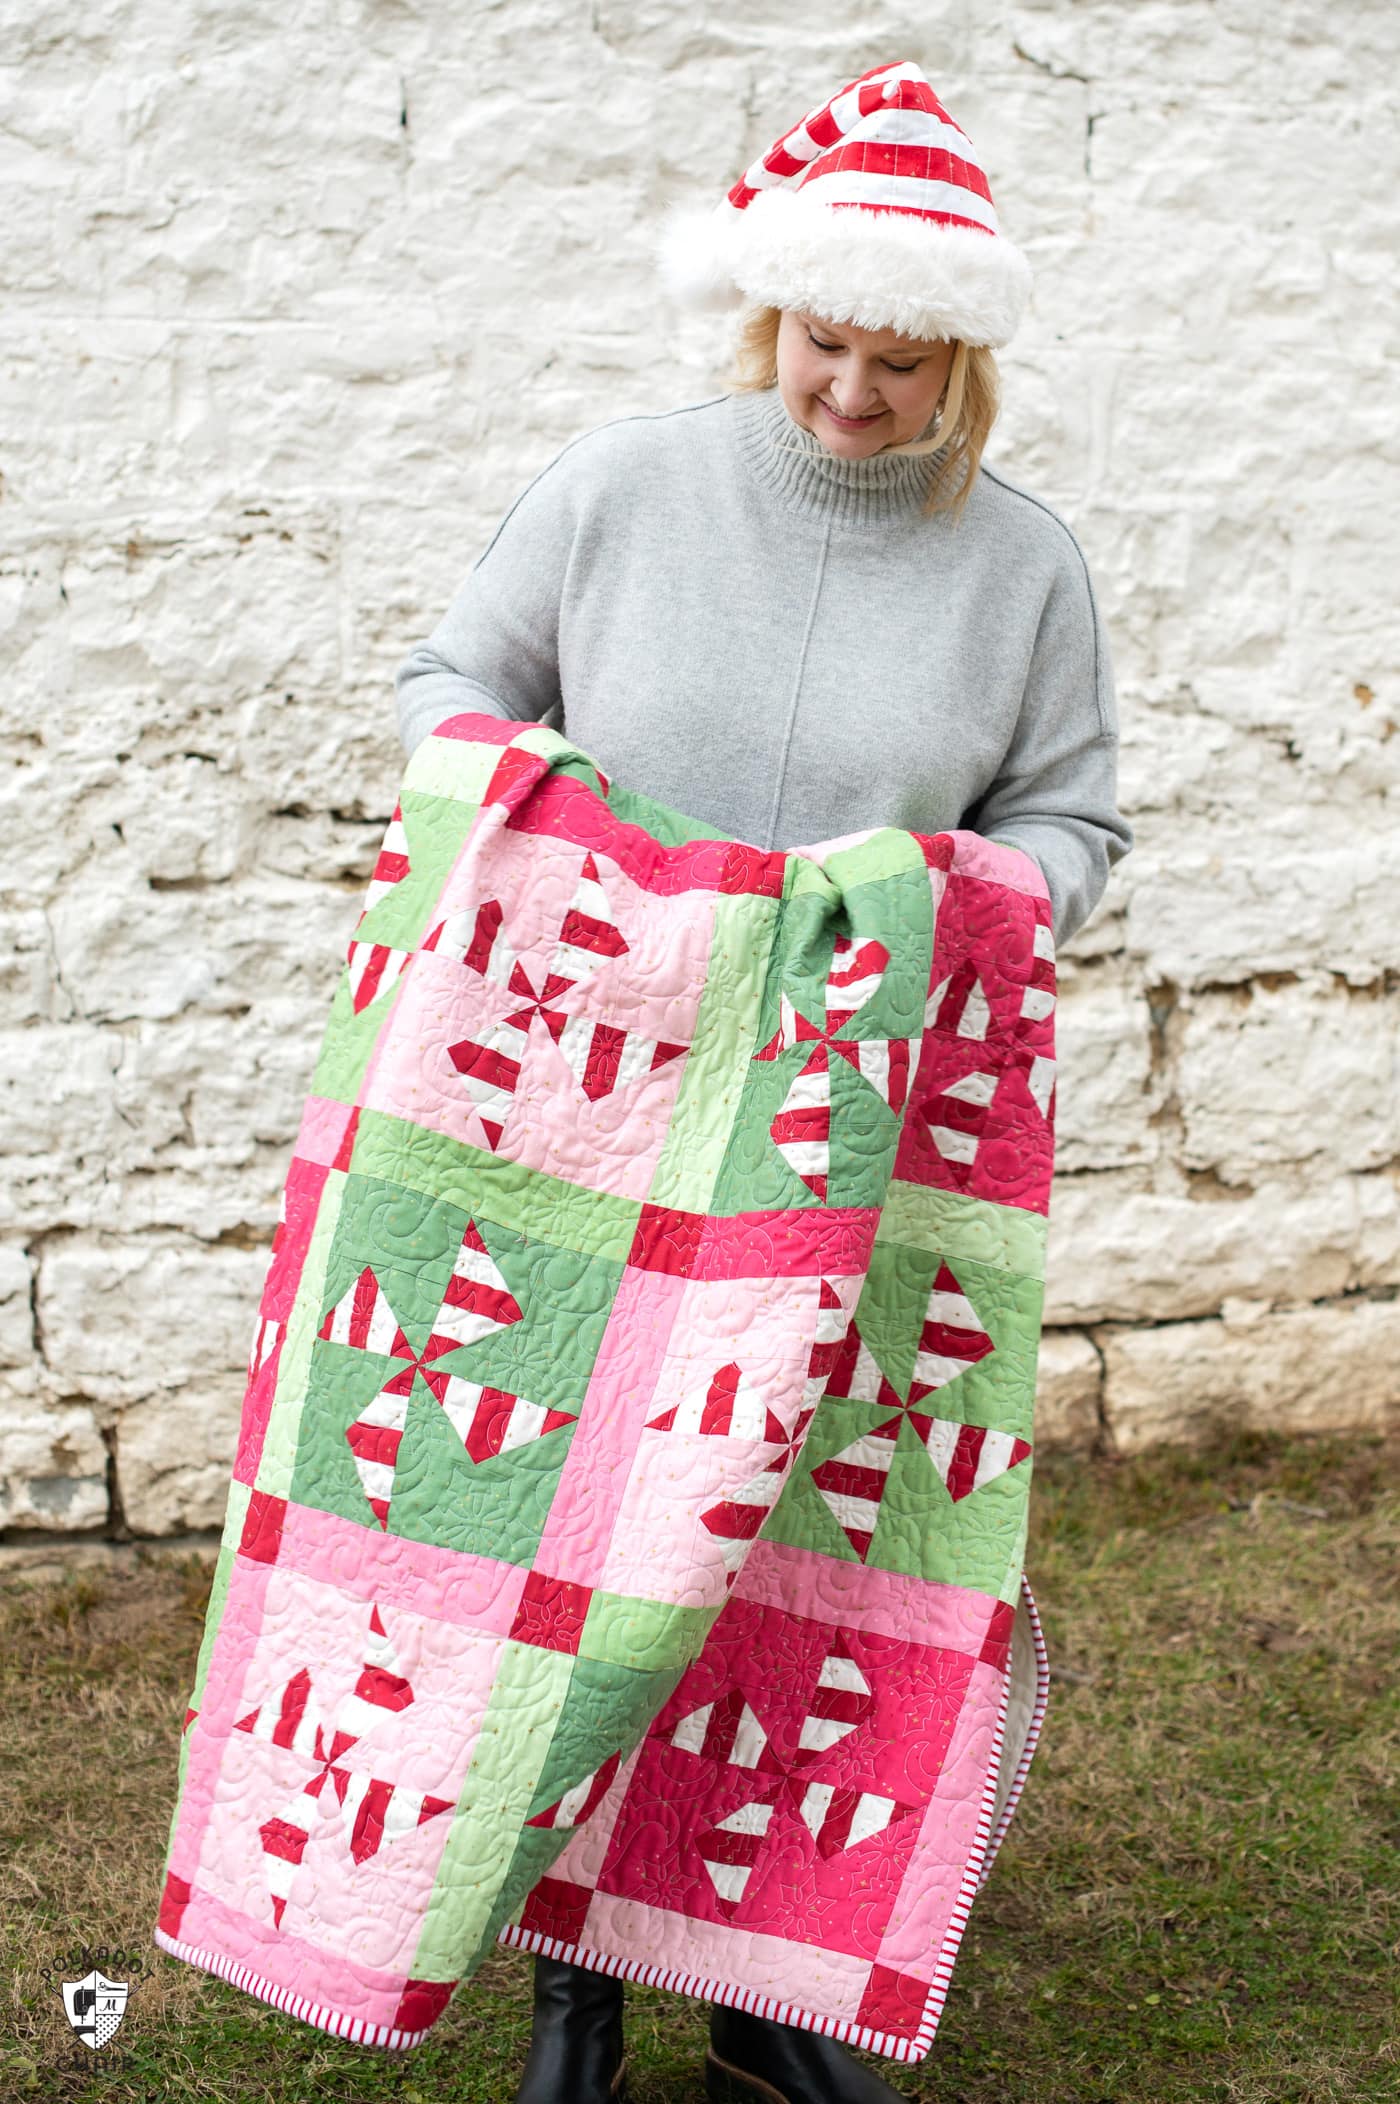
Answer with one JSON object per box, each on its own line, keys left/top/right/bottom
{"left": 731, "top": 1538, "right": 1011, "bottom": 1662}
{"left": 292, "top": 1094, "right": 361, "bottom": 1168}
{"left": 191, "top": 1566, "right": 502, "bottom": 1973}
{"left": 161, "top": 1878, "right": 426, "bottom": 2032}
{"left": 943, "top": 829, "right": 1051, "bottom": 897}
{"left": 273, "top": 1498, "right": 529, "bottom": 1639}
{"left": 360, "top": 832, "right": 718, "bottom": 1201}
{"left": 596, "top": 1271, "right": 833, "bottom": 1607}
{"left": 596, "top": 1431, "right": 787, "bottom": 1610}
{"left": 578, "top": 1892, "right": 875, "bottom": 2016}
{"left": 532, "top": 1264, "right": 688, "bottom": 1588}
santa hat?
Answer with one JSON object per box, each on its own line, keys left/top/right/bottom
{"left": 655, "top": 60, "right": 1032, "bottom": 348}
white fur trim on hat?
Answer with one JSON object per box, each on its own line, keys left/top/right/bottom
{"left": 656, "top": 187, "right": 1031, "bottom": 348}
{"left": 654, "top": 201, "right": 749, "bottom": 315}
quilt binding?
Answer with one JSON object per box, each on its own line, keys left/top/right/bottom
{"left": 153, "top": 1577, "right": 1049, "bottom": 2061}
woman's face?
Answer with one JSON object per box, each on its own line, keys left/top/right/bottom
{"left": 775, "top": 307, "right": 957, "bottom": 457}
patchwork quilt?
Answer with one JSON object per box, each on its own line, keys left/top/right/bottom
{"left": 153, "top": 710, "right": 1055, "bottom": 2066}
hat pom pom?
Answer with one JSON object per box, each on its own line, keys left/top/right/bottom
{"left": 653, "top": 199, "right": 745, "bottom": 313}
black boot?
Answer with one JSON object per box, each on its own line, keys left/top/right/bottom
{"left": 705, "top": 2001, "right": 912, "bottom": 2103}
{"left": 513, "top": 1953, "right": 628, "bottom": 2102}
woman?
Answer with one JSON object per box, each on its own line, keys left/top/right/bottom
{"left": 395, "top": 57, "right": 1132, "bottom": 2104}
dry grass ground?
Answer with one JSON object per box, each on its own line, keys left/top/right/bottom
{"left": 3, "top": 1427, "right": 1397, "bottom": 2103}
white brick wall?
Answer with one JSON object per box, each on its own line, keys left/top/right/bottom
{"left": 3, "top": 4, "right": 1397, "bottom": 1538}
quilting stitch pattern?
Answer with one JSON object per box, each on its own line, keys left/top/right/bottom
{"left": 153, "top": 710, "right": 1055, "bottom": 2063}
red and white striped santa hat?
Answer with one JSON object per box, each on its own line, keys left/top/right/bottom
{"left": 655, "top": 60, "right": 1032, "bottom": 348}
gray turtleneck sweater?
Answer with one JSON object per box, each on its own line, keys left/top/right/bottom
{"left": 394, "top": 385, "right": 1132, "bottom": 946}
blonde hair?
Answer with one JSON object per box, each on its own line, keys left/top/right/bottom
{"left": 721, "top": 304, "right": 1001, "bottom": 526}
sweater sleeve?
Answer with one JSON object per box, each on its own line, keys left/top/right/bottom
{"left": 393, "top": 450, "right": 579, "bottom": 756}
{"left": 961, "top": 539, "right": 1133, "bottom": 948}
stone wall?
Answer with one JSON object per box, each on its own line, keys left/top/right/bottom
{"left": 2, "top": 2, "right": 1397, "bottom": 1543}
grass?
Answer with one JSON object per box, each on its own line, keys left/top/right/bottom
{"left": 2, "top": 1427, "right": 1397, "bottom": 2102}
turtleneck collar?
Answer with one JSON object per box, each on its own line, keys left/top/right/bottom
{"left": 730, "top": 383, "right": 945, "bottom": 527}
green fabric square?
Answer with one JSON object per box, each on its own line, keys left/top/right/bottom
{"left": 876, "top": 1178, "right": 1049, "bottom": 1281}
{"left": 309, "top": 982, "right": 394, "bottom": 1106}
{"left": 817, "top": 828, "right": 932, "bottom": 892}
{"left": 287, "top": 1321, "right": 417, "bottom": 1530}
{"left": 526, "top": 1656, "right": 687, "bottom": 1827}
{"left": 311, "top": 789, "right": 481, "bottom": 1103}
{"left": 709, "top": 1043, "right": 904, "bottom": 1213}
{"left": 649, "top": 890, "right": 783, "bottom": 1212}
{"left": 402, "top": 733, "right": 508, "bottom": 810}
{"left": 413, "top": 1642, "right": 576, "bottom": 1978}
{"left": 929, "top": 1259, "right": 1045, "bottom": 1443}
{"left": 288, "top": 1172, "right": 622, "bottom": 1552}
{"left": 845, "top": 1231, "right": 1045, "bottom": 1444}
{"left": 349, "top": 1111, "right": 642, "bottom": 1265}
{"left": 389, "top": 1385, "right": 579, "bottom": 1563}
{"left": 759, "top": 1234, "right": 1041, "bottom": 1596}
{"left": 768, "top": 860, "right": 932, "bottom": 1045}
{"left": 763, "top": 1396, "right": 891, "bottom": 1568}
{"left": 707, "top": 863, "right": 935, "bottom": 1216}
{"left": 579, "top": 1591, "right": 717, "bottom": 1675}
{"left": 605, "top": 786, "right": 731, "bottom": 849}
{"left": 876, "top": 1426, "right": 1031, "bottom": 1602}
{"left": 763, "top": 1399, "right": 1030, "bottom": 1599}
{"left": 353, "top": 786, "right": 479, "bottom": 949}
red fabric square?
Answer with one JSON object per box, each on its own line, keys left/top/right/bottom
{"left": 433, "top": 709, "right": 519, "bottom": 747}
{"left": 596, "top": 1608, "right": 967, "bottom": 1959}
{"left": 330, "top": 1103, "right": 360, "bottom": 1174}
{"left": 979, "top": 1598, "right": 1016, "bottom": 1671}
{"left": 238, "top": 1489, "right": 286, "bottom": 1565}
{"left": 488, "top": 741, "right": 551, "bottom": 819}
{"left": 915, "top": 832, "right": 955, "bottom": 875}
{"left": 510, "top": 1570, "right": 592, "bottom": 1654}
{"left": 157, "top": 1869, "right": 191, "bottom": 1938}
{"left": 627, "top": 1203, "right": 705, "bottom": 1277}
{"left": 520, "top": 1874, "right": 596, "bottom": 1945}
{"left": 394, "top": 1977, "right": 457, "bottom": 2033}
{"left": 719, "top": 841, "right": 787, "bottom": 898}
{"left": 857, "top": 1962, "right": 929, "bottom": 2037}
